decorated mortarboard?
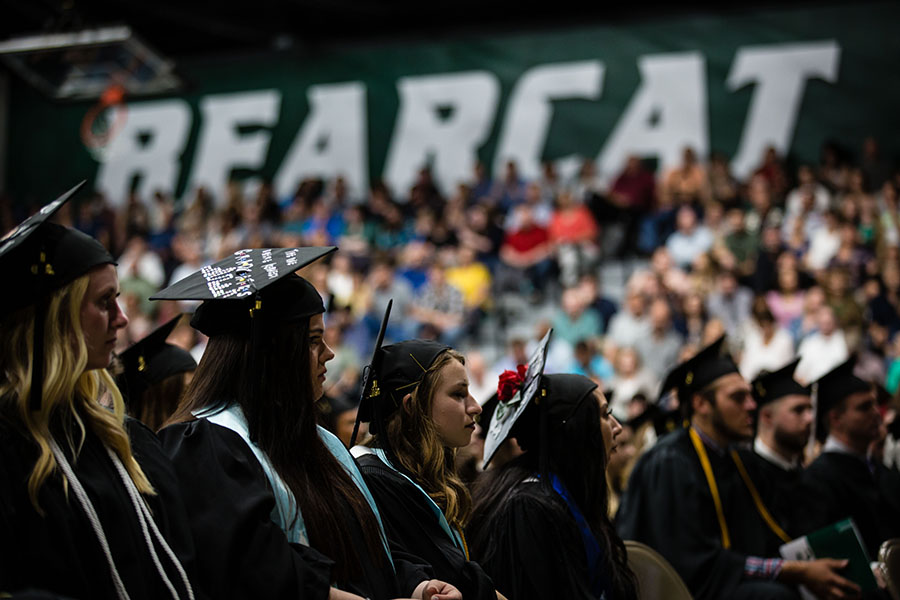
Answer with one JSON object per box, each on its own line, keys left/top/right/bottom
{"left": 151, "top": 246, "right": 336, "bottom": 337}
{"left": 813, "top": 355, "right": 873, "bottom": 419}
{"left": 751, "top": 358, "right": 810, "bottom": 407}
{"left": 483, "top": 328, "right": 553, "bottom": 467}
{"left": 476, "top": 392, "right": 499, "bottom": 440}
{"left": 117, "top": 315, "right": 197, "bottom": 402}
{"left": 0, "top": 181, "right": 114, "bottom": 314}
{"left": 0, "top": 182, "right": 115, "bottom": 410}
{"left": 657, "top": 335, "right": 739, "bottom": 406}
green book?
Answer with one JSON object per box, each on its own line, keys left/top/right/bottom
{"left": 779, "top": 518, "right": 878, "bottom": 598}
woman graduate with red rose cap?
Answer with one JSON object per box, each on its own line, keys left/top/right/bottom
{"left": 468, "top": 331, "right": 638, "bottom": 600}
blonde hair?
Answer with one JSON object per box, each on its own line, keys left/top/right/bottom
{"left": 378, "top": 349, "right": 472, "bottom": 531}
{"left": 0, "top": 273, "right": 155, "bottom": 511}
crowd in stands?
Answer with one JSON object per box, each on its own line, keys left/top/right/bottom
{"left": 2, "top": 135, "right": 899, "bottom": 449}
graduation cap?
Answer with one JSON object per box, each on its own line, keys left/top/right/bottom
{"left": 483, "top": 328, "right": 553, "bottom": 467}
{"left": 151, "top": 246, "right": 337, "bottom": 337}
{"left": 0, "top": 182, "right": 115, "bottom": 410}
{"left": 352, "top": 333, "right": 450, "bottom": 447}
{"left": 117, "top": 315, "right": 197, "bottom": 403}
{"left": 317, "top": 393, "right": 359, "bottom": 418}
{"left": 349, "top": 299, "right": 392, "bottom": 447}
{"left": 813, "top": 355, "right": 873, "bottom": 439}
{"left": 475, "top": 392, "right": 499, "bottom": 441}
{"left": 751, "top": 358, "right": 810, "bottom": 407}
{"left": 658, "top": 335, "right": 740, "bottom": 413}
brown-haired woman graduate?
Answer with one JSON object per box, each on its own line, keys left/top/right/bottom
{"left": 351, "top": 338, "right": 502, "bottom": 600}
{"left": 0, "top": 184, "right": 197, "bottom": 599}
{"left": 154, "top": 247, "right": 461, "bottom": 600}
{"left": 468, "top": 335, "right": 638, "bottom": 600}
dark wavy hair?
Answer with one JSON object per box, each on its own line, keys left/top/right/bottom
{"left": 166, "top": 317, "right": 384, "bottom": 582}
{"left": 469, "top": 393, "right": 637, "bottom": 600}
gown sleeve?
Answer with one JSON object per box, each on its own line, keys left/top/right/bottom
{"left": 358, "top": 457, "right": 496, "bottom": 600}
{"left": 158, "top": 420, "right": 333, "bottom": 600}
{"left": 475, "top": 484, "right": 596, "bottom": 600}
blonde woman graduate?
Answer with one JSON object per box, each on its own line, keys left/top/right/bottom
{"left": 0, "top": 183, "right": 197, "bottom": 600}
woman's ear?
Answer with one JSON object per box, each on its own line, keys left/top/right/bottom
{"left": 401, "top": 392, "right": 414, "bottom": 413}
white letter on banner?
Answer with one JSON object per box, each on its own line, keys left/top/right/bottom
{"left": 727, "top": 41, "right": 840, "bottom": 180}
{"left": 494, "top": 61, "right": 604, "bottom": 181}
{"left": 96, "top": 100, "right": 190, "bottom": 206}
{"left": 598, "top": 52, "right": 707, "bottom": 178}
{"left": 187, "top": 90, "right": 281, "bottom": 205}
{"left": 275, "top": 82, "right": 367, "bottom": 201}
{"left": 384, "top": 71, "right": 499, "bottom": 199}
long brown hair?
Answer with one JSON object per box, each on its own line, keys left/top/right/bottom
{"left": 130, "top": 372, "right": 191, "bottom": 432}
{"left": 0, "top": 273, "right": 154, "bottom": 512}
{"left": 470, "top": 392, "right": 638, "bottom": 600}
{"left": 372, "top": 349, "right": 473, "bottom": 531}
{"left": 166, "top": 318, "right": 385, "bottom": 582}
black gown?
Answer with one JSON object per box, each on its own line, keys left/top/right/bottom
{"left": 0, "top": 414, "right": 199, "bottom": 600}
{"left": 743, "top": 449, "right": 825, "bottom": 547}
{"left": 468, "top": 479, "right": 602, "bottom": 600}
{"left": 615, "top": 428, "right": 796, "bottom": 600}
{"left": 803, "top": 450, "right": 900, "bottom": 559}
{"left": 159, "top": 419, "right": 430, "bottom": 600}
{"left": 356, "top": 453, "right": 496, "bottom": 600}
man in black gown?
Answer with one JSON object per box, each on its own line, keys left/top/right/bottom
{"left": 804, "top": 357, "right": 900, "bottom": 559}
{"left": 616, "top": 336, "right": 858, "bottom": 600}
{"left": 746, "top": 359, "right": 823, "bottom": 544}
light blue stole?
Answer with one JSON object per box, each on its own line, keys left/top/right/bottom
{"left": 353, "top": 446, "right": 467, "bottom": 555}
{"left": 206, "top": 406, "right": 395, "bottom": 570}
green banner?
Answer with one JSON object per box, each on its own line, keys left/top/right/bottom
{"left": 5, "top": 1, "right": 900, "bottom": 206}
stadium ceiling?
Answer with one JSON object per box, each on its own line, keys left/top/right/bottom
{"left": 1, "top": 0, "right": 836, "bottom": 59}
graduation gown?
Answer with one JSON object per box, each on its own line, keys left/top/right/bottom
{"left": 468, "top": 479, "right": 606, "bottom": 600}
{"left": 615, "top": 428, "right": 788, "bottom": 600}
{"left": 356, "top": 452, "right": 496, "bottom": 600}
{"left": 159, "top": 419, "right": 430, "bottom": 600}
{"left": 803, "top": 451, "right": 900, "bottom": 559}
{"left": 0, "top": 415, "right": 199, "bottom": 600}
{"left": 742, "top": 449, "right": 824, "bottom": 546}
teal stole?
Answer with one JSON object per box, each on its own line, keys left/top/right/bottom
{"left": 353, "top": 446, "right": 468, "bottom": 556}
{"left": 206, "top": 406, "right": 395, "bottom": 570}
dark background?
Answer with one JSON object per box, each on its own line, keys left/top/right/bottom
{"left": 1, "top": 0, "right": 840, "bottom": 59}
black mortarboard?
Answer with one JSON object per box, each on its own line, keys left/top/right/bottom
{"left": 0, "top": 182, "right": 114, "bottom": 314}
{"left": 117, "top": 315, "right": 197, "bottom": 403}
{"left": 0, "top": 182, "right": 115, "bottom": 410}
{"left": 358, "top": 338, "right": 450, "bottom": 436}
{"left": 751, "top": 358, "right": 810, "bottom": 407}
{"left": 658, "top": 335, "right": 740, "bottom": 408}
{"left": 509, "top": 373, "right": 599, "bottom": 454}
{"left": 349, "top": 300, "right": 392, "bottom": 447}
{"left": 317, "top": 393, "right": 359, "bottom": 418}
{"left": 813, "top": 356, "right": 873, "bottom": 439}
{"left": 483, "top": 328, "right": 553, "bottom": 466}
{"left": 151, "top": 247, "right": 336, "bottom": 337}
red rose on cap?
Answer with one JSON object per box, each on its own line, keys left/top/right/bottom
{"left": 497, "top": 364, "right": 527, "bottom": 403}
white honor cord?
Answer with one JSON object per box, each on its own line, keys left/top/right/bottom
{"left": 48, "top": 438, "right": 132, "bottom": 600}
{"left": 106, "top": 446, "right": 195, "bottom": 600}
{"left": 48, "top": 437, "right": 194, "bottom": 600}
